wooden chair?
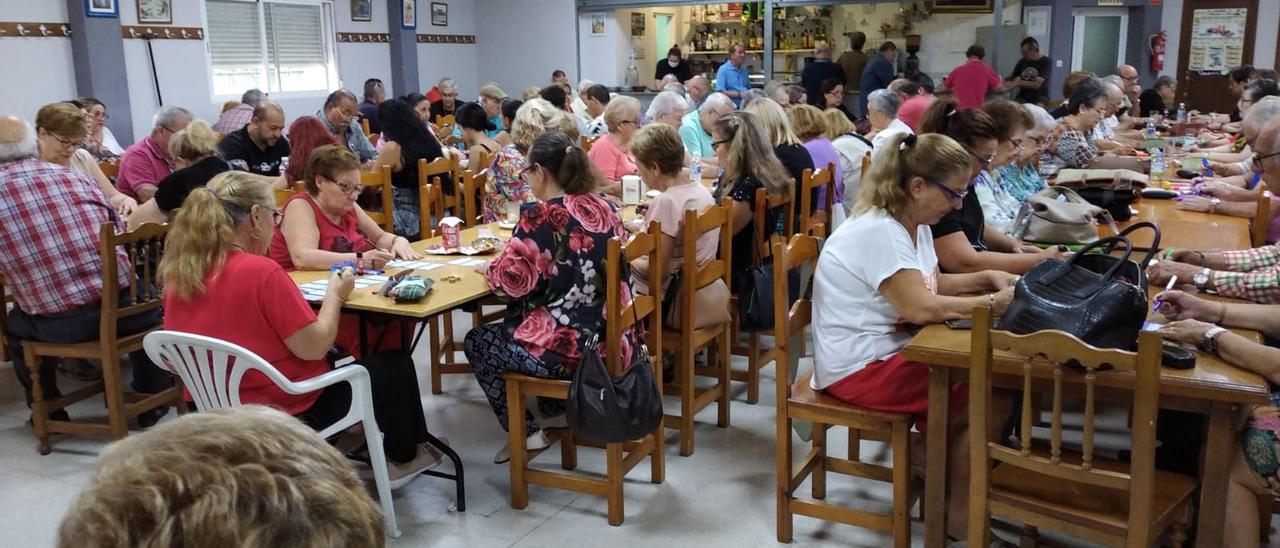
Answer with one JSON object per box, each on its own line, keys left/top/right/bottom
{"left": 460, "top": 169, "right": 488, "bottom": 227}
{"left": 661, "top": 200, "right": 733, "bottom": 456}
{"left": 580, "top": 136, "right": 595, "bottom": 152}
{"left": 469, "top": 148, "right": 496, "bottom": 182}
{"left": 417, "top": 156, "right": 460, "bottom": 239}
{"left": 504, "top": 223, "right": 665, "bottom": 525}
{"left": 25, "top": 222, "right": 185, "bottom": 454}
{"left": 98, "top": 161, "right": 119, "bottom": 180}
{"left": 730, "top": 187, "right": 795, "bottom": 405}
{"left": 360, "top": 118, "right": 372, "bottom": 138}
{"left": 360, "top": 165, "right": 395, "bottom": 234}
{"left": 967, "top": 306, "right": 1195, "bottom": 547}
{"left": 773, "top": 233, "right": 914, "bottom": 545}
{"left": 1252, "top": 187, "right": 1271, "bottom": 247}
{"left": 798, "top": 163, "right": 836, "bottom": 239}
{"left": 273, "top": 187, "right": 297, "bottom": 209}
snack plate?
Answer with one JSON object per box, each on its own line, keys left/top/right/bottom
{"left": 497, "top": 220, "right": 517, "bottom": 230}
{"left": 425, "top": 240, "right": 499, "bottom": 256}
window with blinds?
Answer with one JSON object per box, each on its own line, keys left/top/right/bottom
{"left": 206, "top": 0, "right": 338, "bottom": 97}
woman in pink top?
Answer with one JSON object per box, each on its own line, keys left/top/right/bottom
{"left": 587, "top": 95, "right": 641, "bottom": 194}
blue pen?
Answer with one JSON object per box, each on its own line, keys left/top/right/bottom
{"left": 1152, "top": 275, "right": 1178, "bottom": 313}
{"left": 1201, "top": 157, "right": 1215, "bottom": 177}
{"left": 1248, "top": 171, "right": 1262, "bottom": 191}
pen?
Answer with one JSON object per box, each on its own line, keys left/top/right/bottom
{"left": 1162, "top": 247, "right": 1176, "bottom": 260}
{"left": 1153, "top": 275, "right": 1178, "bottom": 313}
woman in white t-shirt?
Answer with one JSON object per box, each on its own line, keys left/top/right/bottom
{"left": 812, "top": 132, "right": 1017, "bottom": 542}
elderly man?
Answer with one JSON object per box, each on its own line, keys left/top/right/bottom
{"left": 801, "top": 42, "right": 846, "bottom": 108}
{"left": 582, "top": 84, "right": 611, "bottom": 139}
{"left": 117, "top": 105, "right": 192, "bottom": 203}
{"left": 679, "top": 92, "right": 734, "bottom": 162}
{"left": 889, "top": 78, "right": 932, "bottom": 133}
{"left": 836, "top": 31, "right": 869, "bottom": 93}
{"left": 1147, "top": 117, "right": 1280, "bottom": 303}
{"left": 685, "top": 75, "right": 710, "bottom": 109}
{"left": 213, "top": 88, "right": 265, "bottom": 134}
{"left": 1114, "top": 64, "right": 1143, "bottom": 120}
{"left": 859, "top": 41, "right": 898, "bottom": 118}
{"left": 865, "top": 89, "right": 913, "bottom": 157}
{"left": 218, "top": 101, "right": 290, "bottom": 177}
{"left": 716, "top": 44, "right": 751, "bottom": 107}
{"left": 357, "top": 78, "right": 386, "bottom": 134}
{"left": 429, "top": 78, "right": 459, "bottom": 122}
{"left": 1179, "top": 98, "right": 1280, "bottom": 203}
{"left": 0, "top": 116, "right": 171, "bottom": 425}
{"left": 1091, "top": 80, "right": 1136, "bottom": 154}
{"left": 316, "top": 89, "right": 375, "bottom": 163}
{"left": 571, "top": 79, "right": 594, "bottom": 126}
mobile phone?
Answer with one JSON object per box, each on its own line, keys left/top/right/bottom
{"left": 944, "top": 319, "right": 973, "bottom": 330}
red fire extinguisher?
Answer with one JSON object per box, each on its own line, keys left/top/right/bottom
{"left": 1149, "top": 31, "right": 1166, "bottom": 72}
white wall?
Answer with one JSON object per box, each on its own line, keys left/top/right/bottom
{"left": 0, "top": 1, "right": 77, "bottom": 121}
{"left": 334, "top": 0, "right": 393, "bottom": 96}
{"left": 579, "top": 11, "right": 631, "bottom": 87}
{"left": 476, "top": 0, "right": 577, "bottom": 96}
{"left": 417, "top": 0, "right": 478, "bottom": 99}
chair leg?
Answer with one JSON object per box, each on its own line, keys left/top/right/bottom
{"left": 680, "top": 341, "right": 695, "bottom": 457}
{"left": 1259, "top": 494, "right": 1274, "bottom": 543}
{"left": 365, "top": 425, "right": 401, "bottom": 537}
{"left": 777, "top": 414, "right": 794, "bottom": 543}
{"left": 891, "top": 422, "right": 910, "bottom": 548}
{"left": 811, "top": 422, "right": 827, "bottom": 500}
{"left": 25, "top": 347, "right": 51, "bottom": 455}
{"left": 443, "top": 312, "right": 457, "bottom": 362}
{"left": 606, "top": 442, "right": 625, "bottom": 526}
{"left": 848, "top": 427, "right": 861, "bottom": 461}
{"left": 428, "top": 316, "right": 444, "bottom": 395}
{"left": 506, "top": 379, "right": 528, "bottom": 510}
{"left": 102, "top": 353, "right": 128, "bottom": 440}
{"left": 650, "top": 427, "right": 664, "bottom": 484}
{"left": 561, "top": 427, "right": 577, "bottom": 471}
{"left": 746, "top": 333, "right": 761, "bottom": 405}
{"left": 716, "top": 334, "right": 730, "bottom": 428}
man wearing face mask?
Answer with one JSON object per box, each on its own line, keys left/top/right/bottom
{"left": 654, "top": 46, "right": 693, "bottom": 90}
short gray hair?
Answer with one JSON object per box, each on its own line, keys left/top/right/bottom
{"left": 646, "top": 90, "right": 689, "bottom": 121}
{"left": 437, "top": 77, "right": 456, "bottom": 93}
{"left": 0, "top": 117, "right": 38, "bottom": 162}
{"left": 240, "top": 89, "right": 267, "bottom": 106}
{"left": 740, "top": 89, "right": 767, "bottom": 109}
{"left": 1023, "top": 103, "right": 1056, "bottom": 134}
{"left": 867, "top": 89, "right": 900, "bottom": 118}
{"left": 153, "top": 105, "right": 192, "bottom": 132}
{"left": 1100, "top": 75, "right": 1125, "bottom": 89}
{"left": 362, "top": 78, "right": 385, "bottom": 100}
{"left": 1245, "top": 97, "right": 1280, "bottom": 131}
{"left": 1154, "top": 75, "right": 1176, "bottom": 90}
{"left": 577, "top": 79, "right": 595, "bottom": 93}
{"left": 699, "top": 92, "right": 734, "bottom": 115}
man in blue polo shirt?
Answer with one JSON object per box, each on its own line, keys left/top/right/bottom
{"left": 859, "top": 41, "right": 898, "bottom": 117}
{"left": 716, "top": 44, "right": 751, "bottom": 107}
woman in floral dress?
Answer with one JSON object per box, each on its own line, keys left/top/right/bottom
{"left": 465, "top": 130, "right": 641, "bottom": 464}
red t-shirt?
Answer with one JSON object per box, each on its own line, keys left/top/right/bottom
{"left": 269, "top": 192, "right": 372, "bottom": 271}
{"left": 943, "top": 58, "right": 1002, "bottom": 110}
{"left": 163, "top": 251, "right": 329, "bottom": 414}
{"left": 898, "top": 95, "right": 933, "bottom": 134}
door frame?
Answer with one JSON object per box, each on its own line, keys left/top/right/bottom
{"left": 1070, "top": 7, "right": 1129, "bottom": 73}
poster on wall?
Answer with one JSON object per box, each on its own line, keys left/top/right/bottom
{"left": 1188, "top": 8, "right": 1247, "bottom": 74}
{"left": 631, "top": 12, "right": 645, "bottom": 37}
{"left": 590, "top": 14, "right": 606, "bottom": 36}
{"left": 431, "top": 3, "right": 447, "bottom": 26}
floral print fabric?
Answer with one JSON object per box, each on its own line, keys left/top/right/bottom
{"left": 486, "top": 193, "right": 641, "bottom": 372}
{"left": 483, "top": 145, "right": 537, "bottom": 223}
{"left": 1039, "top": 122, "right": 1097, "bottom": 178}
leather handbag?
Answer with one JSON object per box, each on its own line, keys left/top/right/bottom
{"left": 1011, "top": 187, "right": 1108, "bottom": 245}
{"left": 1074, "top": 221, "right": 1161, "bottom": 288}
{"left": 567, "top": 332, "right": 663, "bottom": 444}
{"left": 996, "top": 234, "right": 1150, "bottom": 351}
{"left": 1054, "top": 168, "right": 1147, "bottom": 221}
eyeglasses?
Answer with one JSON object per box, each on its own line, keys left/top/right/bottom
{"left": 1009, "top": 138, "right": 1026, "bottom": 151}
{"left": 1253, "top": 150, "right": 1280, "bottom": 170}
{"left": 926, "top": 178, "right": 968, "bottom": 202}
{"left": 967, "top": 148, "right": 995, "bottom": 168}
{"left": 49, "top": 133, "right": 80, "bottom": 150}
{"left": 712, "top": 139, "right": 731, "bottom": 149}
{"left": 91, "top": 112, "right": 109, "bottom": 121}
{"left": 324, "top": 177, "right": 362, "bottom": 196}
{"left": 263, "top": 206, "right": 284, "bottom": 226}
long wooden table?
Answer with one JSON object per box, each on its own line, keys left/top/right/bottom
{"left": 905, "top": 207, "right": 1268, "bottom": 547}
{"left": 1098, "top": 198, "right": 1252, "bottom": 250}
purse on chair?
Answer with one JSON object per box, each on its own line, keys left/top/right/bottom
{"left": 997, "top": 234, "right": 1150, "bottom": 351}
{"left": 1011, "top": 187, "right": 1110, "bottom": 245}
{"left": 567, "top": 331, "right": 664, "bottom": 444}
{"left": 1054, "top": 169, "right": 1147, "bottom": 221}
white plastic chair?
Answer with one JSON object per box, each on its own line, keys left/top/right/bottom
{"left": 142, "top": 330, "right": 401, "bottom": 538}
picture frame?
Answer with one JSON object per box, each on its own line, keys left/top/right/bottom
{"left": 929, "top": 0, "right": 994, "bottom": 14}
{"left": 85, "top": 0, "right": 119, "bottom": 18}
{"left": 137, "top": 0, "right": 171, "bottom": 24}
{"left": 351, "top": 0, "right": 372, "bottom": 22}
{"left": 589, "top": 13, "right": 606, "bottom": 37}
{"left": 401, "top": 0, "right": 416, "bottom": 30}
{"left": 630, "top": 12, "right": 645, "bottom": 37}
{"left": 431, "top": 2, "right": 447, "bottom": 27}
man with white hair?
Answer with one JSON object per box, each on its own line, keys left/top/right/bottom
{"left": 1090, "top": 80, "right": 1135, "bottom": 154}
{"left": 117, "top": 105, "right": 192, "bottom": 203}
{"left": 572, "top": 79, "right": 595, "bottom": 128}
{"left": 357, "top": 78, "right": 386, "bottom": 134}
{"left": 427, "top": 77, "right": 458, "bottom": 121}
{"left": 213, "top": 88, "right": 266, "bottom": 134}
{"left": 679, "top": 92, "right": 734, "bottom": 163}
{"left": 0, "top": 115, "right": 171, "bottom": 426}
{"left": 1186, "top": 97, "right": 1280, "bottom": 202}
{"left": 684, "top": 74, "right": 710, "bottom": 108}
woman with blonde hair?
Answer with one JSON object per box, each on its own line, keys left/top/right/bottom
{"left": 742, "top": 98, "right": 814, "bottom": 216}
{"left": 127, "top": 120, "right": 229, "bottom": 228}
{"left": 824, "top": 107, "right": 874, "bottom": 215}
{"left": 788, "top": 104, "right": 844, "bottom": 226}
{"left": 814, "top": 132, "right": 1017, "bottom": 542}
{"left": 160, "top": 171, "right": 442, "bottom": 487}
{"left": 480, "top": 98, "right": 563, "bottom": 222}
{"left": 34, "top": 101, "right": 136, "bottom": 216}
{"left": 712, "top": 110, "right": 795, "bottom": 279}
{"left": 587, "top": 94, "right": 641, "bottom": 190}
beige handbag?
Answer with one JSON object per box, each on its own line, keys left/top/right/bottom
{"left": 1011, "top": 187, "right": 1111, "bottom": 245}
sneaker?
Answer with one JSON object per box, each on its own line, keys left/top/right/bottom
{"left": 493, "top": 429, "right": 552, "bottom": 464}
{"left": 386, "top": 443, "right": 445, "bottom": 490}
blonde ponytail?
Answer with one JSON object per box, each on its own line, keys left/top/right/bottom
{"left": 167, "top": 120, "right": 219, "bottom": 164}
{"left": 158, "top": 171, "right": 272, "bottom": 299}
{"left": 854, "top": 133, "right": 969, "bottom": 219}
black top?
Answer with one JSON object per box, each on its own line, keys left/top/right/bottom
{"left": 429, "top": 100, "right": 456, "bottom": 123}
{"left": 358, "top": 98, "right": 381, "bottom": 134}
{"left": 774, "top": 143, "right": 815, "bottom": 215}
{"left": 1049, "top": 104, "right": 1068, "bottom": 119}
{"left": 725, "top": 175, "right": 778, "bottom": 286}
{"left": 153, "top": 157, "right": 231, "bottom": 213}
{"left": 801, "top": 60, "right": 847, "bottom": 108}
{"left": 930, "top": 190, "right": 988, "bottom": 254}
{"left": 1138, "top": 89, "right": 1168, "bottom": 118}
{"left": 1230, "top": 109, "right": 1242, "bottom": 123}
{"left": 654, "top": 59, "right": 693, "bottom": 83}
{"left": 1008, "top": 56, "right": 1052, "bottom": 104}
{"left": 217, "top": 126, "right": 290, "bottom": 177}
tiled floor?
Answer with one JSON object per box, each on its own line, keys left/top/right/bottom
{"left": 0, "top": 332, "right": 1274, "bottom": 547}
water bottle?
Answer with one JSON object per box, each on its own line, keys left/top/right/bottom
{"left": 1151, "top": 149, "right": 1167, "bottom": 188}
{"left": 1145, "top": 119, "right": 1157, "bottom": 139}
{"left": 690, "top": 151, "right": 702, "bottom": 181}
{"left": 1177, "top": 102, "right": 1188, "bottom": 123}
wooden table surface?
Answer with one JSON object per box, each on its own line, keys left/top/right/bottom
{"left": 1099, "top": 219, "right": 1252, "bottom": 251}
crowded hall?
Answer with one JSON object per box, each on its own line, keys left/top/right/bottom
{"left": 8, "top": 0, "right": 1280, "bottom": 546}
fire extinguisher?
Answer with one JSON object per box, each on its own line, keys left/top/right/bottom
{"left": 1149, "top": 31, "right": 1166, "bottom": 72}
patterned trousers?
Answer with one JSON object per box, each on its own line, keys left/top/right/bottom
{"left": 391, "top": 186, "right": 421, "bottom": 239}
{"left": 465, "top": 324, "right": 569, "bottom": 436}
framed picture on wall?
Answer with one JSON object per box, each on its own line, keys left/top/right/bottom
{"left": 590, "top": 14, "right": 606, "bottom": 37}
{"left": 402, "top": 0, "right": 417, "bottom": 30}
{"left": 137, "top": 0, "right": 171, "bottom": 24}
{"left": 351, "top": 0, "right": 372, "bottom": 22}
{"left": 85, "top": 0, "right": 119, "bottom": 18}
{"left": 431, "top": 2, "right": 447, "bottom": 27}
{"left": 930, "top": 0, "right": 993, "bottom": 14}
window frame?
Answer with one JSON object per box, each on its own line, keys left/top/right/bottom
{"left": 202, "top": 0, "right": 341, "bottom": 102}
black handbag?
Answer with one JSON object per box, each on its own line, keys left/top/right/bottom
{"left": 1075, "top": 186, "right": 1138, "bottom": 221}
{"left": 996, "top": 233, "right": 1150, "bottom": 351}
{"left": 566, "top": 331, "right": 664, "bottom": 443}
{"left": 1074, "top": 221, "right": 1161, "bottom": 288}
{"left": 733, "top": 216, "right": 801, "bottom": 332}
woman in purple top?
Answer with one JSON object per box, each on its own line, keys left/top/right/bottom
{"left": 788, "top": 105, "right": 844, "bottom": 219}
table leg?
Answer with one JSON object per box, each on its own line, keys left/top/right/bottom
{"left": 1195, "top": 401, "right": 1236, "bottom": 548}
{"left": 925, "top": 365, "right": 952, "bottom": 548}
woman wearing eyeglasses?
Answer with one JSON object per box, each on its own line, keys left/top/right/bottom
{"left": 127, "top": 120, "right": 229, "bottom": 229}
{"left": 995, "top": 104, "right": 1054, "bottom": 203}
{"left": 34, "top": 101, "right": 137, "bottom": 217}
{"left": 972, "top": 99, "right": 1034, "bottom": 235}
{"left": 710, "top": 111, "right": 796, "bottom": 283}
{"left": 76, "top": 96, "right": 124, "bottom": 161}
{"left": 922, "top": 98, "right": 1066, "bottom": 275}
{"left": 1038, "top": 81, "right": 1106, "bottom": 178}
{"left": 587, "top": 95, "right": 642, "bottom": 192}
{"left": 161, "top": 171, "right": 444, "bottom": 488}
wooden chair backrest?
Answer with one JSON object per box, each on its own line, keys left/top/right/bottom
{"left": 360, "top": 165, "right": 395, "bottom": 233}
{"left": 1253, "top": 187, "right": 1270, "bottom": 247}
{"left": 434, "top": 114, "right": 455, "bottom": 127}
{"left": 98, "top": 161, "right": 119, "bottom": 180}
{"left": 771, "top": 234, "right": 819, "bottom": 406}
{"left": 580, "top": 136, "right": 595, "bottom": 152}
{"left": 798, "top": 163, "right": 836, "bottom": 238}
{"left": 606, "top": 222, "right": 662, "bottom": 375}
{"left": 418, "top": 183, "right": 444, "bottom": 240}
{"left": 969, "top": 306, "right": 1163, "bottom": 543}
{"left": 471, "top": 148, "right": 496, "bottom": 177}
{"left": 674, "top": 199, "right": 733, "bottom": 332}
{"left": 273, "top": 187, "right": 297, "bottom": 209}
{"left": 861, "top": 151, "right": 871, "bottom": 180}
{"left": 418, "top": 156, "right": 459, "bottom": 236}
{"left": 460, "top": 169, "right": 488, "bottom": 226}
{"left": 360, "top": 118, "right": 371, "bottom": 138}
{"left": 752, "top": 187, "right": 795, "bottom": 264}
{"left": 99, "top": 222, "right": 168, "bottom": 341}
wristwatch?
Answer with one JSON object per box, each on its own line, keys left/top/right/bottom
{"left": 1193, "top": 267, "right": 1211, "bottom": 289}
{"left": 1202, "top": 326, "right": 1228, "bottom": 355}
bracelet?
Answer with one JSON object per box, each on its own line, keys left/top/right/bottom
{"left": 1194, "top": 251, "right": 1205, "bottom": 265}
{"left": 987, "top": 293, "right": 995, "bottom": 309}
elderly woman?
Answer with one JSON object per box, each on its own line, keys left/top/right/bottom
{"left": 76, "top": 96, "right": 124, "bottom": 160}
{"left": 995, "top": 104, "right": 1053, "bottom": 203}
{"left": 647, "top": 90, "right": 689, "bottom": 129}
{"left": 865, "top": 89, "right": 914, "bottom": 156}
{"left": 824, "top": 108, "right": 873, "bottom": 216}
{"left": 1040, "top": 80, "right": 1106, "bottom": 178}
{"left": 481, "top": 98, "right": 564, "bottom": 223}
{"left": 819, "top": 78, "right": 856, "bottom": 122}
{"left": 587, "top": 95, "right": 642, "bottom": 189}
{"left": 465, "top": 131, "right": 639, "bottom": 463}
{"left": 713, "top": 111, "right": 796, "bottom": 279}
{"left": 1204, "top": 79, "right": 1280, "bottom": 162}
{"left": 1139, "top": 75, "right": 1176, "bottom": 118}
{"left": 34, "top": 101, "right": 136, "bottom": 216}
{"left": 743, "top": 98, "right": 815, "bottom": 216}
{"left": 788, "top": 104, "right": 844, "bottom": 224}
{"left": 478, "top": 83, "right": 509, "bottom": 137}
{"left": 813, "top": 132, "right": 1016, "bottom": 542}
{"left": 372, "top": 98, "right": 450, "bottom": 239}
{"left": 127, "top": 120, "right": 229, "bottom": 229}
{"left": 161, "top": 171, "right": 441, "bottom": 487}
{"left": 973, "top": 99, "right": 1034, "bottom": 234}
{"left": 429, "top": 77, "right": 459, "bottom": 122}
{"left": 764, "top": 81, "right": 792, "bottom": 108}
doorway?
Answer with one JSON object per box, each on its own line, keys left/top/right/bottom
{"left": 655, "top": 12, "right": 674, "bottom": 60}
{"left": 1071, "top": 8, "right": 1128, "bottom": 76}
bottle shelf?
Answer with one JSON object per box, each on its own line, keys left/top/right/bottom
{"left": 687, "top": 49, "right": 814, "bottom": 55}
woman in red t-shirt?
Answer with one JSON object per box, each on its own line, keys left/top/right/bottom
{"left": 160, "top": 171, "right": 441, "bottom": 488}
